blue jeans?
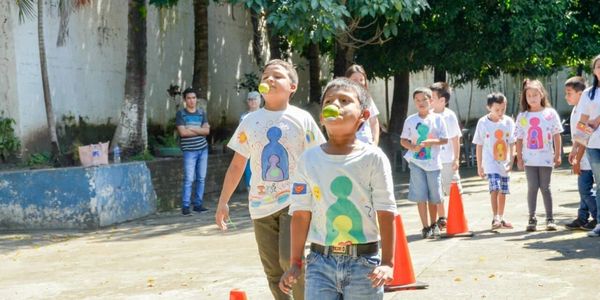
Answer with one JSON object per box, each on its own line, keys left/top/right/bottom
{"left": 304, "top": 251, "right": 383, "bottom": 300}
{"left": 181, "top": 148, "right": 208, "bottom": 208}
{"left": 577, "top": 169, "right": 597, "bottom": 222}
{"left": 586, "top": 148, "right": 600, "bottom": 221}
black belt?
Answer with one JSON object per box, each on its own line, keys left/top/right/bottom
{"left": 310, "top": 242, "right": 378, "bottom": 257}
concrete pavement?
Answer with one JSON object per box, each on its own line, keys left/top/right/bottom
{"left": 1, "top": 166, "right": 599, "bottom": 299}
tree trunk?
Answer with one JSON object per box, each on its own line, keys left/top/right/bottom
{"left": 250, "top": 9, "right": 263, "bottom": 67}
{"left": 333, "top": 36, "right": 354, "bottom": 76}
{"left": 112, "top": 0, "right": 147, "bottom": 156}
{"left": 389, "top": 71, "right": 410, "bottom": 135}
{"left": 433, "top": 67, "right": 446, "bottom": 83}
{"left": 267, "top": 22, "right": 281, "bottom": 60}
{"left": 308, "top": 42, "right": 321, "bottom": 104}
{"left": 192, "top": 0, "right": 209, "bottom": 99}
{"left": 37, "top": 0, "right": 61, "bottom": 160}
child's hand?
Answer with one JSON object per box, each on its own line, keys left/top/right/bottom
{"left": 452, "top": 159, "right": 459, "bottom": 171}
{"left": 505, "top": 163, "right": 513, "bottom": 174}
{"left": 279, "top": 264, "right": 301, "bottom": 294}
{"left": 412, "top": 143, "right": 423, "bottom": 152}
{"left": 554, "top": 155, "right": 562, "bottom": 168}
{"left": 568, "top": 151, "right": 577, "bottom": 165}
{"left": 215, "top": 203, "right": 230, "bottom": 230}
{"left": 517, "top": 159, "right": 524, "bottom": 171}
{"left": 368, "top": 264, "right": 394, "bottom": 288}
{"left": 573, "top": 161, "right": 581, "bottom": 175}
{"left": 477, "top": 166, "right": 485, "bottom": 179}
{"left": 420, "top": 139, "right": 435, "bottom": 147}
{"left": 588, "top": 117, "right": 600, "bottom": 129}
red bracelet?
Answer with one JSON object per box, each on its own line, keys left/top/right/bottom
{"left": 292, "top": 259, "right": 303, "bottom": 268}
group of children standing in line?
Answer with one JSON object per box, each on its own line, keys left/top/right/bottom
{"left": 211, "top": 54, "right": 600, "bottom": 300}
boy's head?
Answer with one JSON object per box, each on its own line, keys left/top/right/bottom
{"left": 261, "top": 59, "right": 298, "bottom": 105}
{"left": 345, "top": 64, "right": 369, "bottom": 89}
{"left": 246, "top": 91, "right": 261, "bottom": 110}
{"left": 182, "top": 87, "right": 198, "bottom": 108}
{"left": 412, "top": 87, "right": 433, "bottom": 114}
{"left": 320, "top": 78, "right": 370, "bottom": 134}
{"left": 429, "top": 82, "right": 451, "bottom": 110}
{"left": 486, "top": 92, "right": 507, "bottom": 119}
{"left": 564, "top": 76, "right": 586, "bottom": 106}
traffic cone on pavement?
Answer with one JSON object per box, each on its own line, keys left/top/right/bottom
{"left": 444, "top": 181, "right": 474, "bottom": 237}
{"left": 385, "top": 214, "right": 428, "bottom": 292}
{"left": 230, "top": 289, "right": 248, "bottom": 300}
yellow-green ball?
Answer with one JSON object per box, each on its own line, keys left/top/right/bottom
{"left": 322, "top": 105, "right": 340, "bottom": 119}
{"left": 258, "top": 83, "right": 270, "bottom": 94}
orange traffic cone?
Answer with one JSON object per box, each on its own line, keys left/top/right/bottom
{"left": 444, "top": 181, "right": 474, "bottom": 237}
{"left": 229, "top": 289, "right": 248, "bottom": 300}
{"left": 385, "top": 214, "right": 428, "bottom": 292}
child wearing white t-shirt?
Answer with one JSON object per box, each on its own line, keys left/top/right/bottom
{"left": 515, "top": 79, "right": 563, "bottom": 232}
{"left": 473, "top": 93, "right": 515, "bottom": 230}
{"left": 401, "top": 88, "right": 449, "bottom": 239}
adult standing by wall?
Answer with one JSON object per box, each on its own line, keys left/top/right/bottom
{"left": 346, "top": 64, "right": 381, "bottom": 145}
{"left": 240, "top": 91, "right": 261, "bottom": 188}
{"left": 176, "top": 87, "right": 210, "bottom": 216}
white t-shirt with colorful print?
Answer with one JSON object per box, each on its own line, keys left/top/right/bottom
{"left": 577, "top": 87, "right": 600, "bottom": 149}
{"left": 514, "top": 108, "right": 564, "bottom": 167}
{"left": 228, "top": 105, "right": 326, "bottom": 219}
{"left": 472, "top": 115, "right": 516, "bottom": 176}
{"left": 401, "top": 112, "right": 449, "bottom": 171}
{"left": 436, "top": 108, "right": 462, "bottom": 164}
{"left": 288, "top": 144, "right": 397, "bottom": 246}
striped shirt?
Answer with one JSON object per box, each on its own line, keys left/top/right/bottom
{"left": 176, "top": 108, "right": 208, "bottom": 151}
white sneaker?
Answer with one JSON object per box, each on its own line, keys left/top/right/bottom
{"left": 587, "top": 224, "right": 600, "bottom": 237}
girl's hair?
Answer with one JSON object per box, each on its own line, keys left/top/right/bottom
{"left": 520, "top": 79, "right": 551, "bottom": 112}
{"left": 345, "top": 64, "right": 369, "bottom": 89}
{"left": 589, "top": 54, "right": 600, "bottom": 100}
{"left": 321, "top": 77, "right": 369, "bottom": 109}
{"left": 487, "top": 92, "right": 507, "bottom": 107}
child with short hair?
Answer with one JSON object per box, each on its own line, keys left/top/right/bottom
{"left": 564, "top": 76, "right": 597, "bottom": 231}
{"left": 473, "top": 93, "right": 516, "bottom": 230}
{"left": 215, "top": 59, "right": 326, "bottom": 300}
{"left": 279, "top": 78, "right": 396, "bottom": 299}
{"left": 430, "top": 82, "right": 463, "bottom": 230}
{"left": 515, "top": 79, "right": 563, "bottom": 232}
{"left": 401, "top": 88, "right": 449, "bottom": 238}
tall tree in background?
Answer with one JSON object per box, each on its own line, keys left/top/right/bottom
{"left": 192, "top": 0, "right": 209, "bottom": 99}
{"left": 112, "top": 0, "right": 148, "bottom": 156}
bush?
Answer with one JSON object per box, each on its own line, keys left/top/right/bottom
{"left": 0, "top": 116, "right": 21, "bottom": 162}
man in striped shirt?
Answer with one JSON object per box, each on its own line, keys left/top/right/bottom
{"left": 176, "top": 87, "right": 211, "bottom": 215}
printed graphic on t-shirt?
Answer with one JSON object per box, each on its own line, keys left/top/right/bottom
{"left": 526, "top": 117, "right": 544, "bottom": 150}
{"left": 325, "top": 176, "right": 367, "bottom": 245}
{"left": 262, "top": 127, "right": 289, "bottom": 182}
{"left": 493, "top": 129, "right": 508, "bottom": 161}
{"left": 414, "top": 123, "right": 431, "bottom": 160}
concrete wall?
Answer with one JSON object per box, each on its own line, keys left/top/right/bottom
{"left": 0, "top": 162, "right": 156, "bottom": 230}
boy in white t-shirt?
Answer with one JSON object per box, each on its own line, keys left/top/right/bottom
{"left": 401, "top": 88, "right": 449, "bottom": 239}
{"left": 215, "top": 59, "right": 325, "bottom": 300}
{"left": 279, "top": 78, "right": 396, "bottom": 299}
{"left": 430, "top": 82, "right": 463, "bottom": 230}
{"left": 564, "top": 76, "right": 597, "bottom": 230}
{"left": 473, "top": 93, "right": 516, "bottom": 230}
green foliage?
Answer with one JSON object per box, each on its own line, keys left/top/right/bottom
{"left": 58, "top": 114, "right": 116, "bottom": 164}
{"left": 0, "top": 116, "right": 21, "bottom": 162}
{"left": 27, "top": 152, "right": 52, "bottom": 168}
{"left": 129, "top": 149, "right": 155, "bottom": 161}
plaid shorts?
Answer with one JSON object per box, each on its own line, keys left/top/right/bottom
{"left": 487, "top": 173, "right": 510, "bottom": 194}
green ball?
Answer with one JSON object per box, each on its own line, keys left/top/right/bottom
{"left": 258, "top": 83, "right": 270, "bottom": 94}
{"left": 322, "top": 105, "right": 340, "bottom": 119}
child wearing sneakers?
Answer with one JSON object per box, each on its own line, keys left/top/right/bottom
{"left": 473, "top": 93, "right": 516, "bottom": 230}
{"left": 564, "top": 76, "right": 597, "bottom": 231}
{"left": 215, "top": 59, "right": 326, "bottom": 300}
{"left": 515, "top": 79, "right": 563, "bottom": 232}
{"left": 401, "top": 88, "right": 449, "bottom": 238}
{"left": 430, "top": 82, "right": 463, "bottom": 230}
{"left": 279, "top": 78, "right": 397, "bottom": 299}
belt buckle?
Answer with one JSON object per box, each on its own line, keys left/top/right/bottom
{"left": 331, "top": 245, "right": 349, "bottom": 255}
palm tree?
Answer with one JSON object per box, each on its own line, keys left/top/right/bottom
{"left": 16, "top": 0, "right": 61, "bottom": 161}
{"left": 112, "top": 0, "right": 148, "bottom": 156}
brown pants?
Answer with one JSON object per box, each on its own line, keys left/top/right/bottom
{"left": 253, "top": 206, "right": 305, "bottom": 300}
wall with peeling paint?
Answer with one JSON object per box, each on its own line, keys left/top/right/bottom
{"left": 0, "top": 162, "right": 156, "bottom": 230}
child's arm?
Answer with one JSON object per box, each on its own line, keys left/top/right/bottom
{"left": 572, "top": 144, "right": 586, "bottom": 175}
{"left": 421, "top": 137, "right": 448, "bottom": 146}
{"left": 507, "top": 143, "right": 515, "bottom": 173}
{"left": 279, "top": 211, "right": 311, "bottom": 294}
{"left": 215, "top": 152, "right": 248, "bottom": 230}
{"left": 451, "top": 136, "right": 460, "bottom": 170}
{"left": 476, "top": 144, "right": 484, "bottom": 178}
{"left": 400, "top": 138, "right": 422, "bottom": 152}
{"left": 515, "top": 139, "right": 524, "bottom": 170}
{"left": 369, "top": 211, "right": 395, "bottom": 287}
{"left": 370, "top": 117, "right": 380, "bottom": 145}
{"left": 553, "top": 133, "right": 562, "bottom": 168}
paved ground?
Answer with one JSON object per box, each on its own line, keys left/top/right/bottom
{"left": 1, "top": 165, "right": 599, "bottom": 299}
